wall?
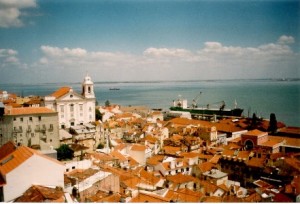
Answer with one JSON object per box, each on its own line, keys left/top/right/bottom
{"left": 3, "top": 155, "right": 64, "bottom": 202}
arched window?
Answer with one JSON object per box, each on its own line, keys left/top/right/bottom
{"left": 88, "top": 86, "right": 91, "bottom": 93}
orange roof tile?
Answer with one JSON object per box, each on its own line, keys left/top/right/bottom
{"left": 169, "top": 118, "right": 213, "bottom": 127}
{"left": 0, "top": 141, "right": 16, "bottom": 161}
{"left": 130, "top": 192, "right": 169, "bottom": 202}
{"left": 243, "top": 129, "right": 267, "bottom": 137}
{"left": 50, "top": 86, "right": 71, "bottom": 98}
{"left": 198, "top": 162, "right": 216, "bottom": 172}
{"left": 0, "top": 145, "right": 63, "bottom": 176}
{"left": 165, "top": 189, "right": 204, "bottom": 202}
{"left": 146, "top": 155, "right": 165, "bottom": 166}
{"left": 15, "top": 185, "right": 65, "bottom": 202}
{"left": 269, "top": 136, "right": 300, "bottom": 147}
{"left": 246, "top": 157, "right": 265, "bottom": 168}
{"left": 166, "top": 174, "right": 199, "bottom": 184}
{"left": 131, "top": 144, "right": 146, "bottom": 151}
{"left": 5, "top": 107, "right": 55, "bottom": 115}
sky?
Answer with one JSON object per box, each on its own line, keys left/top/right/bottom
{"left": 0, "top": 0, "right": 299, "bottom": 84}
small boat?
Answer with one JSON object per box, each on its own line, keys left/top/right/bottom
{"left": 109, "top": 88, "right": 120, "bottom": 90}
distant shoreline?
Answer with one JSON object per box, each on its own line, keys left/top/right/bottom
{"left": 1, "top": 78, "right": 299, "bottom": 86}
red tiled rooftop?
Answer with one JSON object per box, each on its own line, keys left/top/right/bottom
{"left": 0, "top": 145, "right": 63, "bottom": 176}
{"left": 131, "top": 144, "right": 146, "bottom": 151}
{"left": 5, "top": 107, "right": 55, "bottom": 115}
{"left": 0, "top": 141, "right": 16, "bottom": 160}
{"left": 50, "top": 86, "right": 71, "bottom": 98}
{"left": 243, "top": 129, "right": 267, "bottom": 137}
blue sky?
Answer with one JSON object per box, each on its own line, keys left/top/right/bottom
{"left": 0, "top": 0, "right": 299, "bottom": 84}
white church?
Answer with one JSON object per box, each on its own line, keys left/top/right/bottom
{"left": 44, "top": 74, "right": 96, "bottom": 129}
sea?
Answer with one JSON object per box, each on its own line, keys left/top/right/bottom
{"left": 1, "top": 79, "right": 299, "bottom": 127}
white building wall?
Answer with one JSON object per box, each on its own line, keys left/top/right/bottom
{"left": 0, "top": 112, "right": 60, "bottom": 149}
{"left": 3, "top": 155, "right": 64, "bottom": 202}
{"left": 128, "top": 150, "right": 145, "bottom": 166}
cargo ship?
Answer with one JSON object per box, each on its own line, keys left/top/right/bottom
{"left": 169, "top": 92, "right": 243, "bottom": 117}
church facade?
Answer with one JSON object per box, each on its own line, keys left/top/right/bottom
{"left": 44, "top": 75, "right": 96, "bottom": 129}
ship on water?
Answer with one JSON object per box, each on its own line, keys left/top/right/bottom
{"left": 169, "top": 92, "right": 243, "bottom": 118}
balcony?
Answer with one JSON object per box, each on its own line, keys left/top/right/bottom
{"left": 13, "top": 128, "right": 23, "bottom": 133}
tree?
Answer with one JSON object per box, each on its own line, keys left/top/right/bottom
{"left": 56, "top": 144, "right": 74, "bottom": 161}
{"left": 97, "top": 143, "right": 104, "bottom": 149}
{"left": 250, "top": 113, "right": 257, "bottom": 130}
{"left": 105, "top": 100, "right": 110, "bottom": 107}
{"left": 268, "top": 113, "right": 278, "bottom": 134}
{"left": 95, "top": 108, "right": 102, "bottom": 121}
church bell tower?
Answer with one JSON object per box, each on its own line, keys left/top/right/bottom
{"left": 82, "top": 74, "right": 95, "bottom": 99}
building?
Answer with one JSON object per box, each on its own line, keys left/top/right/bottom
{"left": 0, "top": 142, "right": 64, "bottom": 202}
{"left": 44, "top": 74, "right": 96, "bottom": 129}
{"left": 0, "top": 106, "right": 60, "bottom": 149}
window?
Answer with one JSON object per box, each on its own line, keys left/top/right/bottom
{"left": 49, "top": 124, "right": 53, "bottom": 130}
{"left": 60, "top": 105, "right": 64, "bottom": 113}
{"left": 20, "top": 117, "right": 23, "bottom": 122}
{"left": 89, "top": 107, "right": 92, "bottom": 112}
{"left": 88, "top": 86, "right": 91, "bottom": 93}
{"left": 38, "top": 116, "right": 41, "bottom": 121}
{"left": 70, "top": 104, "right": 74, "bottom": 112}
{"left": 79, "top": 104, "right": 83, "bottom": 111}
{"left": 61, "top": 114, "right": 64, "bottom": 118}
{"left": 61, "top": 125, "right": 65, "bottom": 129}
{"left": 14, "top": 117, "right": 16, "bottom": 121}
{"left": 31, "top": 133, "right": 34, "bottom": 137}
{"left": 70, "top": 94, "right": 73, "bottom": 98}
{"left": 29, "top": 117, "right": 32, "bottom": 121}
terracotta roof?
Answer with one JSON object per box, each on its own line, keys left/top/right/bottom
{"left": 0, "top": 145, "right": 63, "bottom": 176}
{"left": 278, "top": 126, "right": 300, "bottom": 135}
{"left": 50, "top": 86, "right": 71, "bottom": 98}
{"left": 198, "top": 162, "right": 216, "bottom": 173}
{"left": 130, "top": 144, "right": 146, "bottom": 152}
{"left": 146, "top": 155, "right": 165, "bottom": 166}
{"left": 284, "top": 157, "right": 300, "bottom": 171}
{"left": 130, "top": 192, "right": 169, "bottom": 202}
{"left": 66, "top": 168, "right": 99, "bottom": 182}
{"left": 269, "top": 136, "right": 300, "bottom": 147}
{"left": 111, "top": 150, "right": 127, "bottom": 162}
{"left": 163, "top": 146, "right": 181, "bottom": 155}
{"left": 165, "top": 189, "right": 204, "bottom": 202}
{"left": 246, "top": 157, "right": 266, "bottom": 168}
{"left": 166, "top": 174, "right": 199, "bottom": 184}
{"left": 169, "top": 117, "right": 213, "bottom": 127}
{"left": 0, "top": 141, "right": 16, "bottom": 161}
{"left": 15, "top": 185, "right": 65, "bottom": 202}
{"left": 260, "top": 137, "right": 285, "bottom": 147}
{"left": 209, "top": 155, "right": 222, "bottom": 164}
{"left": 180, "top": 152, "right": 200, "bottom": 159}
{"left": 202, "top": 196, "right": 222, "bottom": 202}
{"left": 243, "top": 129, "right": 267, "bottom": 137}
{"left": 199, "top": 180, "right": 219, "bottom": 194}
{"left": 5, "top": 107, "right": 55, "bottom": 115}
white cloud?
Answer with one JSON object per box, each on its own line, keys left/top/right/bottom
{"left": 143, "top": 47, "right": 192, "bottom": 58}
{"left": 0, "top": 0, "right": 37, "bottom": 28}
{"left": 27, "top": 35, "right": 300, "bottom": 81}
{"left": 277, "top": 35, "right": 295, "bottom": 44}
